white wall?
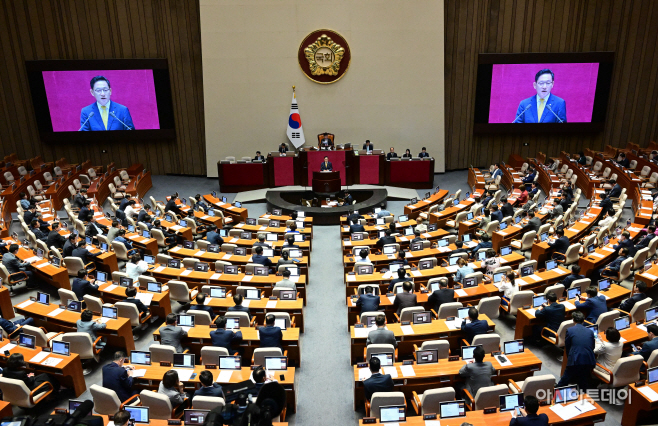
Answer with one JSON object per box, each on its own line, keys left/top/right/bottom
{"left": 201, "top": 0, "right": 445, "bottom": 177}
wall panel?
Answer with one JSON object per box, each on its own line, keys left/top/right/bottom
{"left": 445, "top": 0, "right": 658, "bottom": 170}
{"left": 0, "top": 0, "right": 205, "bottom": 175}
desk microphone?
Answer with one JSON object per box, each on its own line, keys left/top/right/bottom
{"left": 109, "top": 111, "right": 133, "bottom": 130}
{"left": 78, "top": 112, "right": 95, "bottom": 131}
{"left": 546, "top": 104, "right": 564, "bottom": 123}
{"left": 513, "top": 104, "right": 531, "bottom": 123}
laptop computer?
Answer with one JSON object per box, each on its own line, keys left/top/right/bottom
{"left": 274, "top": 318, "right": 287, "bottom": 330}
{"left": 36, "top": 291, "right": 50, "bottom": 305}
{"left": 184, "top": 410, "right": 210, "bottom": 426}
{"left": 520, "top": 265, "right": 534, "bottom": 277}
{"left": 383, "top": 245, "right": 397, "bottom": 255}
{"left": 503, "top": 340, "right": 525, "bottom": 355}
{"left": 598, "top": 278, "right": 612, "bottom": 291}
{"left": 245, "top": 289, "right": 261, "bottom": 300}
{"left": 209, "top": 287, "right": 226, "bottom": 298}
{"left": 546, "top": 259, "right": 557, "bottom": 270}
{"left": 69, "top": 400, "right": 91, "bottom": 416}
{"left": 173, "top": 353, "right": 195, "bottom": 368}
{"left": 379, "top": 405, "right": 406, "bottom": 423}
{"left": 439, "top": 401, "right": 466, "bottom": 419}
{"left": 130, "top": 351, "right": 152, "bottom": 365}
{"left": 147, "top": 282, "right": 162, "bottom": 293}
{"left": 500, "top": 246, "right": 512, "bottom": 256}
{"left": 218, "top": 355, "right": 242, "bottom": 369}
{"left": 648, "top": 366, "right": 658, "bottom": 385}
{"left": 416, "top": 349, "right": 439, "bottom": 364}
{"left": 499, "top": 393, "right": 524, "bottom": 412}
{"left": 398, "top": 215, "right": 409, "bottom": 223}
{"left": 144, "top": 255, "right": 155, "bottom": 265}
{"left": 125, "top": 406, "right": 149, "bottom": 424}
{"left": 370, "top": 353, "right": 394, "bottom": 367}
{"left": 646, "top": 307, "right": 658, "bottom": 322}
{"left": 119, "top": 277, "right": 133, "bottom": 287}
{"left": 567, "top": 287, "right": 581, "bottom": 300}
{"left": 532, "top": 295, "right": 547, "bottom": 308}
{"left": 102, "top": 306, "right": 118, "bottom": 319}
{"left": 615, "top": 316, "right": 630, "bottom": 331}
{"left": 493, "top": 272, "right": 505, "bottom": 284}
{"left": 278, "top": 289, "right": 296, "bottom": 300}
{"left": 67, "top": 300, "right": 82, "bottom": 312}
{"left": 585, "top": 324, "right": 598, "bottom": 337}
{"left": 554, "top": 385, "right": 579, "bottom": 404}
{"left": 225, "top": 318, "right": 241, "bottom": 330}
{"left": 177, "top": 314, "right": 195, "bottom": 327}
{"left": 457, "top": 307, "right": 470, "bottom": 319}
{"left": 51, "top": 340, "right": 70, "bottom": 356}
{"left": 18, "top": 333, "right": 36, "bottom": 349}
{"left": 477, "top": 251, "right": 487, "bottom": 261}
{"left": 463, "top": 277, "right": 477, "bottom": 288}
{"left": 264, "top": 356, "right": 288, "bottom": 371}
{"left": 412, "top": 312, "right": 431, "bottom": 324}
{"left": 461, "top": 345, "right": 479, "bottom": 360}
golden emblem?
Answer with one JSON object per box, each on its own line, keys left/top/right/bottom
{"left": 304, "top": 34, "right": 345, "bottom": 76}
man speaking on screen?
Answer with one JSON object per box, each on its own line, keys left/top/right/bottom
{"left": 513, "top": 69, "right": 567, "bottom": 123}
{"left": 79, "top": 76, "right": 134, "bottom": 131}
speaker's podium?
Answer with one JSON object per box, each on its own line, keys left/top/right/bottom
{"left": 312, "top": 171, "right": 340, "bottom": 194}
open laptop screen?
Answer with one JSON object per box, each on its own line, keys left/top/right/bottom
{"left": 503, "top": 340, "right": 524, "bottom": 355}
{"left": 184, "top": 410, "right": 210, "bottom": 426}
{"left": 379, "top": 405, "right": 406, "bottom": 423}
{"left": 439, "top": 401, "right": 466, "bottom": 419}
{"left": 416, "top": 349, "right": 438, "bottom": 364}
{"left": 500, "top": 393, "right": 524, "bottom": 412}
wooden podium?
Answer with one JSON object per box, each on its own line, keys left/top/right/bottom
{"left": 312, "top": 171, "right": 341, "bottom": 194}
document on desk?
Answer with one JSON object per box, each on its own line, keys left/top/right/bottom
{"left": 48, "top": 308, "right": 65, "bottom": 317}
{"left": 444, "top": 319, "right": 461, "bottom": 330}
{"left": 180, "top": 269, "right": 193, "bottom": 276}
{"left": 382, "top": 366, "right": 398, "bottom": 379}
{"left": 291, "top": 276, "right": 300, "bottom": 283}
{"left": 222, "top": 254, "right": 232, "bottom": 260}
{"left": 201, "top": 215, "right": 210, "bottom": 220}
{"left": 353, "top": 327, "right": 373, "bottom": 338}
{"left": 411, "top": 270, "right": 422, "bottom": 277}
{"left": 42, "top": 357, "right": 63, "bottom": 367}
{"left": 29, "top": 352, "right": 49, "bottom": 363}
{"left": 217, "top": 369, "right": 233, "bottom": 382}
{"left": 446, "top": 265, "right": 458, "bottom": 273}
{"left": 425, "top": 421, "right": 441, "bottom": 426}
{"left": 398, "top": 237, "right": 408, "bottom": 242}
{"left": 34, "top": 262, "right": 50, "bottom": 269}
{"left": 422, "top": 233, "right": 432, "bottom": 238}
{"left": 235, "top": 223, "right": 244, "bottom": 228}
{"left": 98, "top": 317, "right": 112, "bottom": 324}
{"left": 358, "top": 368, "right": 372, "bottom": 381}
{"left": 642, "top": 273, "right": 658, "bottom": 281}
{"left": 210, "top": 273, "right": 222, "bottom": 280}
{"left": 560, "top": 301, "right": 576, "bottom": 310}
{"left": 135, "top": 293, "right": 154, "bottom": 306}
{"left": 174, "top": 369, "right": 194, "bottom": 382}
{"left": 455, "top": 289, "right": 468, "bottom": 297}
{"left": 153, "top": 266, "right": 166, "bottom": 273}
{"left": 525, "top": 308, "right": 536, "bottom": 317}
{"left": 242, "top": 275, "right": 253, "bottom": 282}
{"left": 382, "top": 271, "right": 393, "bottom": 279}
{"left": 105, "top": 284, "right": 118, "bottom": 292}
{"left": 17, "top": 300, "right": 34, "bottom": 309}
{"left": 400, "top": 325, "right": 415, "bottom": 335}
{"left": 528, "top": 274, "right": 542, "bottom": 281}
{"left": 229, "top": 238, "right": 239, "bottom": 243}
{"left": 347, "top": 275, "right": 357, "bottom": 282}
{"left": 0, "top": 343, "right": 16, "bottom": 353}
{"left": 266, "top": 300, "right": 277, "bottom": 309}
{"left": 169, "top": 225, "right": 183, "bottom": 231}
{"left": 400, "top": 365, "right": 416, "bottom": 377}
{"left": 170, "top": 246, "right": 181, "bottom": 252}
{"left": 590, "top": 252, "right": 605, "bottom": 258}
{"left": 242, "top": 300, "right": 251, "bottom": 307}
{"left": 601, "top": 247, "right": 615, "bottom": 252}
{"left": 24, "top": 256, "right": 40, "bottom": 263}
{"left": 387, "top": 295, "right": 396, "bottom": 304}
{"left": 259, "top": 226, "right": 267, "bottom": 230}
{"left": 131, "top": 369, "right": 147, "bottom": 378}
{"left": 638, "top": 385, "right": 658, "bottom": 401}
{"left": 128, "top": 235, "right": 139, "bottom": 240}
{"left": 194, "top": 251, "right": 206, "bottom": 257}
{"left": 343, "top": 241, "right": 352, "bottom": 246}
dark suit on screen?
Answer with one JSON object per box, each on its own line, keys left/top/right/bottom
{"left": 80, "top": 101, "right": 134, "bottom": 131}
{"left": 514, "top": 94, "right": 567, "bottom": 123}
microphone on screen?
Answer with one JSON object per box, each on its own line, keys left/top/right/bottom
{"left": 109, "top": 111, "right": 133, "bottom": 130}
{"left": 512, "top": 104, "right": 531, "bottom": 123}
{"left": 78, "top": 111, "right": 95, "bottom": 131}
{"left": 546, "top": 104, "right": 564, "bottom": 123}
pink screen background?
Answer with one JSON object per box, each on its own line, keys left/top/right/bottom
{"left": 43, "top": 70, "right": 160, "bottom": 131}
{"left": 488, "top": 63, "right": 599, "bottom": 123}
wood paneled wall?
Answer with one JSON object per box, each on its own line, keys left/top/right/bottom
{"left": 0, "top": 0, "right": 206, "bottom": 175}
{"left": 445, "top": 0, "right": 658, "bottom": 170}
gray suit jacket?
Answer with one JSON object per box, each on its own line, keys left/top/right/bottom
{"left": 393, "top": 292, "right": 417, "bottom": 316}
{"left": 274, "top": 278, "right": 296, "bottom": 289}
{"left": 2, "top": 253, "right": 26, "bottom": 274}
{"left": 106, "top": 227, "right": 120, "bottom": 243}
{"left": 458, "top": 361, "right": 496, "bottom": 397}
{"left": 159, "top": 325, "right": 187, "bottom": 353}
{"left": 76, "top": 319, "right": 106, "bottom": 341}
{"left": 366, "top": 327, "right": 397, "bottom": 348}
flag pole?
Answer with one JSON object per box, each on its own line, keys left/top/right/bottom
{"left": 292, "top": 85, "right": 296, "bottom": 98}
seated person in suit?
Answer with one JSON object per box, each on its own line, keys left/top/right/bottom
{"left": 619, "top": 281, "right": 649, "bottom": 313}
{"left": 362, "top": 140, "right": 374, "bottom": 152}
{"left": 259, "top": 314, "right": 283, "bottom": 350}
{"left": 124, "top": 286, "right": 150, "bottom": 318}
{"left": 534, "top": 291, "right": 565, "bottom": 341}
{"left": 342, "top": 190, "right": 354, "bottom": 206}
{"left": 548, "top": 228, "right": 570, "bottom": 261}
{"left": 276, "top": 251, "right": 295, "bottom": 269}
{"left": 366, "top": 314, "right": 397, "bottom": 347}
{"left": 320, "top": 156, "right": 333, "bottom": 171}
{"left": 278, "top": 143, "right": 288, "bottom": 153}
{"left": 103, "top": 351, "right": 138, "bottom": 401}
{"left": 636, "top": 226, "right": 657, "bottom": 250}
{"left": 597, "top": 247, "right": 630, "bottom": 283}
{"left": 458, "top": 346, "right": 495, "bottom": 399}
{"left": 349, "top": 218, "right": 365, "bottom": 233}
{"left": 86, "top": 216, "right": 107, "bottom": 239}
{"left": 77, "top": 309, "right": 107, "bottom": 351}
{"left": 72, "top": 269, "right": 99, "bottom": 300}
{"left": 348, "top": 209, "right": 365, "bottom": 224}
{"left": 510, "top": 395, "right": 549, "bottom": 426}
{"left": 522, "top": 167, "right": 536, "bottom": 183}
{"left": 319, "top": 132, "right": 333, "bottom": 148}
{"left": 415, "top": 217, "right": 427, "bottom": 233}
{"left": 189, "top": 293, "right": 215, "bottom": 317}
{"left": 158, "top": 313, "right": 188, "bottom": 353}
{"left": 500, "top": 197, "right": 514, "bottom": 218}
{"left": 528, "top": 181, "right": 540, "bottom": 198}
{"left": 390, "top": 250, "right": 408, "bottom": 267}
{"left": 418, "top": 147, "right": 430, "bottom": 158}
{"left": 253, "top": 151, "right": 265, "bottom": 161}
{"left": 282, "top": 234, "right": 299, "bottom": 249}
{"left": 71, "top": 240, "right": 101, "bottom": 264}
{"left": 617, "top": 152, "right": 630, "bottom": 168}
{"left": 402, "top": 149, "right": 413, "bottom": 158}
{"left": 210, "top": 316, "right": 242, "bottom": 352}
{"left": 410, "top": 230, "right": 424, "bottom": 244}
{"left": 119, "top": 194, "right": 132, "bottom": 211}
{"left": 253, "top": 234, "right": 271, "bottom": 249}
{"left": 376, "top": 229, "right": 396, "bottom": 249}
{"left": 356, "top": 286, "right": 380, "bottom": 314}
{"left": 252, "top": 246, "right": 273, "bottom": 270}
{"left": 228, "top": 294, "right": 251, "bottom": 318}
{"left": 137, "top": 204, "right": 152, "bottom": 223}
{"left": 165, "top": 194, "right": 184, "bottom": 216}
{"left": 498, "top": 272, "right": 520, "bottom": 308}
{"left": 633, "top": 323, "right": 658, "bottom": 361}
{"left": 0, "top": 315, "right": 33, "bottom": 336}
{"left": 490, "top": 205, "right": 504, "bottom": 222}
{"left": 30, "top": 220, "right": 48, "bottom": 242}
{"left": 427, "top": 277, "right": 454, "bottom": 313}
{"left": 386, "top": 147, "right": 398, "bottom": 160}
{"left": 114, "top": 229, "right": 140, "bottom": 255}
{"left": 362, "top": 356, "right": 394, "bottom": 401}
{"left": 462, "top": 307, "right": 488, "bottom": 344}
{"left": 158, "top": 370, "right": 187, "bottom": 411}
{"left": 575, "top": 286, "right": 608, "bottom": 325}
{"left": 78, "top": 200, "right": 93, "bottom": 222}
{"left": 274, "top": 269, "right": 296, "bottom": 289}
{"left": 3, "top": 353, "right": 60, "bottom": 393}
{"left": 193, "top": 370, "right": 224, "bottom": 402}
{"left": 393, "top": 281, "right": 417, "bottom": 316}
{"left": 560, "top": 264, "right": 584, "bottom": 288}
{"left": 388, "top": 268, "right": 411, "bottom": 292}
{"left": 517, "top": 184, "right": 529, "bottom": 205}
{"left": 470, "top": 234, "right": 492, "bottom": 257}
{"left": 206, "top": 224, "right": 224, "bottom": 246}
{"left": 613, "top": 230, "right": 634, "bottom": 255}
{"left": 356, "top": 248, "right": 372, "bottom": 265}
{"left": 46, "top": 222, "right": 67, "bottom": 249}
{"left": 608, "top": 180, "right": 622, "bottom": 198}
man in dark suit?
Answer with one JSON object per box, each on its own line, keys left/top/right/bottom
{"left": 165, "top": 195, "right": 184, "bottom": 216}
{"left": 362, "top": 357, "right": 394, "bottom": 401}
{"left": 80, "top": 76, "right": 134, "bottom": 131}
{"left": 102, "top": 351, "right": 138, "bottom": 401}
{"left": 356, "top": 286, "right": 380, "bottom": 314}
{"left": 228, "top": 294, "right": 251, "bottom": 318}
{"left": 210, "top": 316, "right": 242, "bottom": 352}
{"left": 189, "top": 293, "right": 215, "bottom": 317}
{"left": 510, "top": 395, "right": 549, "bottom": 426}
{"left": 599, "top": 193, "right": 614, "bottom": 217}
{"left": 376, "top": 229, "right": 397, "bottom": 249}
{"left": 470, "top": 234, "right": 492, "bottom": 257}
{"left": 548, "top": 228, "right": 570, "bottom": 261}
{"left": 458, "top": 346, "right": 496, "bottom": 398}
{"left": 347, "top": 210, "right": 364, "bottom": 224}
{"left": 342, "top": 191, "right": 354, "bottom": 206}
{"left": 490, "top": 205, "right": 504, "bottom": 223}
{"left": 522, "top": 168, "right": 536, "bottom": 184}
{"left": 528, "top": 182, "right": 540, "bottom": 198}
{"left": 608, "top": 180, "right": 622, "bottom": 198}
{"left": 513, "top": 69, "right": 567, "bottom": 123}
{"left": 362, "top": 140, "right": 374, "bottom": 152}
{"left": 158, "top": 313, "right": 187, "bottom": 353}
{"left": 418, "top": 147, "right": 430, "bottom": 158}
{"left": 386, "top": 147, "right": 398, "bottom": 160}
{"left": 2, "top": 244, "right": 36, "bottom": 289}
{"left": 253, "top": 151, "right": 265, "bottom": 161}
{"left": 619, "top": 281, "right": 649, "bottom": 313}
{"left": 613, "top": 231, "right": 634, "bottom": 255}
{"left": 500, "top": 197, "right": 514, "bottom": 218}
{"left": 575, "top": 287, "right": 607, "bottom": 323}
{"left": 349, "top": 219, "right": 365, "bottom": 233}
{"left": 124, "top": 286, "right": 149, "bottom": 317}
{"left": 521, "top": 210, "right": 542, "bottom": 234}
{"left": 78, "top": 200, "right": 93, "bottom": 222}
{"left": 30, "top": 220, "right": 48, "bottom": 242}
{"left": 462, "top": 307, "right": 488, "bottom": 344}
{"left": 427, "top": 278, "right": 454, "bottom": 313}
{"left": 118, "top": 194, "right": 132, "bottom": 211}
{"left": 560, "top": 265, "right": 584, "bottom": 289}
{"left": 71, "top": 240, "right": 100, "bottom": 264}
{"left": 393, "top": 282, "right": 417, "bottom": 316}
{"left": 636, "top": 226, "right": 657, "bottom": 250}
{"left": 534, "top": 291, "right": 566, "bottom": 339}
{"left": 259, "top": 314, "right": 283, "bottom": 349}
{"left": 278, "top": 143, "right": 288, "bottom": 154}
{"left": 633, "top": 323, "right": 658, "bottom": 361}
{"left": 366, "top": 315, "right": 397, "bottom": 347}
{"left": 617, "top": 152, "right": 630, "bottom": 168}
{"left": 72, "top": 189, "right": 88, "bottom": 209}
{"left": 388, "top": 268, "right": 411, "bottom": 292}
{"left": 193, "top": 370, "right": 224, "bottom": 402}
{"left": 252, "top": 246, "right": 273, "bottom": 269}
{"left": 46, "top": 222, "right": 66, "bottom": 249}
{"left": 320, "top": 156, "right": 333, "bottom": 171}
{"left": 72, "top": 269, "right": 99, "bottom": 300}
{"left": 557, "top": 311, "right": 595, "bottom": 391}
{"left": 137, "top": 204, "right": 152, "bottom": 223}
{"left": 598, "top": 247, "right": 630, "bottom": 282}
{"left": 206, "top": 225, "right": 224, "bottom": 246}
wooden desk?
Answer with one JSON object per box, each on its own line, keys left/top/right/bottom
{"left": 429, "top": 191, "right": 485, "bottom": 228}
{"left": 0, "top": 401, "right": 11, "bottom": 418}
{"left": 191, "top": 296, "right": 305, "bottom": 332}
{"left": 501, "top": 165, "right": 523, "bottom": 192}
{"left": 0, "top": 286, "right": 14, "bottom": 319}
{"left": 340, "top": 220, "right": 418, "bottom": 239}
{"left": 125, "top": 170, "right": 153, "bottom": 198}
{"left": 203, "top": 194, "right": 247, "bottom": 223}
{"left": 168, "top": 246, "right": 310, "bottom": 272}
{"left": 623, "top": 382, "right": 658, "bottom": 426}
{"left": 578, "top": 226, "right": 643, "bottom": 278}
{"left": 342, "top": 229, "right": 451, "bottom": 254}
{"left": 0, "top": 167, "right": 52, "bottom": 219}
{"left": 635, "top": 263, "right": 658, "bottom": 288}
{"left": 152, "top": 325, "right": 301, "bottom": 367}
{"left": 491, "top": 211, "right": 549, "bottom": 252}
{"left": 126, "top": 364, "right": 297, "bottom": 414}
{"left": 468, "top": 167, "right": 486, "bottom": 190}
{"left": 15, "top": 300, "right": 135, "bottom": 352}
{"left": 531, "top": 159, "right": 562, "bottom": 196}
{"left": 3, "top": 238, "right": 70, "bottom": 289}
{"left": 222, "top": 234, "right": 311, "bottom": 255}
{"left": 88, "top": 171, "right": 120, "bottom": 205}
{"left": 98, "top": 282, "right": 172, "bottom": 319}
{"left": 403, "top": 190, "right": 450, "bottom": 220}
{"left": 514, "top": 284, "right": 631, "bottom": 339}
{"left": 0, "top": 343, "right": 87, "bottom": 396}
{"left": 233, "top": 223, "right": 313, "bottom": 241}
{"left": 261, "top": 213, "right": 314, "bottom": 226}
{"left": 349, "top": 315, "right": 495, "bottom": 364}
{"left": 352, "top": 351, "right": 541, "bottom": 409}
{"left": 44, "top": 170, "right": 82, "bottom": 211}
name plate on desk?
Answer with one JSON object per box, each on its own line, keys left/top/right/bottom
{"left": 362, "top": 418, "right": 376, "bottom": 424}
